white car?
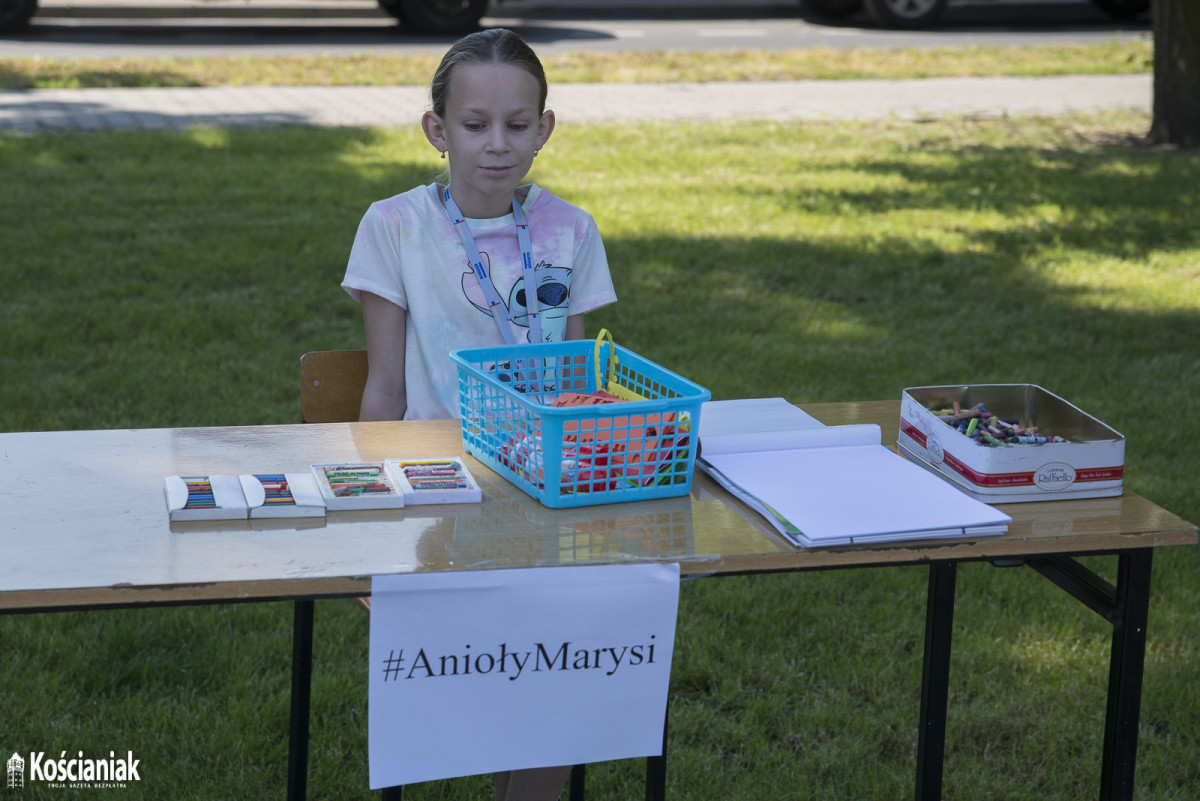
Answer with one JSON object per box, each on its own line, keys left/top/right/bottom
{"left": 802, "top": 0, "right": 1149, "bottom": 28}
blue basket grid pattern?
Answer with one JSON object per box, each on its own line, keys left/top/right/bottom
{"left": 450, "top": 340, "right": 710, "bottom": 509}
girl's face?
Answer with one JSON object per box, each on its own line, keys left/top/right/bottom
{"left": 423, "top": 62, "right": 555, "bottom": 219}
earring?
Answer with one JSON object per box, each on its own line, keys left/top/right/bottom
{"left": 533, "top": 150, "right": 539, "bottom": 158}
{"left": 440, "top": 150, "right": 446, "bottom": 160}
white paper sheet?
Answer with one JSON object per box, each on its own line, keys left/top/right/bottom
{"left": 368, "top": 563, "right": 681, "bottom": 789}
{"left": 696, "top": 399, "right": 1010, "bottom": 546}
{"left": 699, "top": 397, "right": 824, "bottom": 453}
{"left": 706, "top": 439, "right": 1010, "bottom": 544}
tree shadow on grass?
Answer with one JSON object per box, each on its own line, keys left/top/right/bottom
{"left": 602, "top": 229, "right": 1199, "bottom": 422}
{"left": 767, "top": 133, "right": 1197, "bottom": 253}
{"left": 0, "top": 124, "right": 427, "bottom": 430}
{"left": 1, "top": 122, "right": 1196, "bottom": 449}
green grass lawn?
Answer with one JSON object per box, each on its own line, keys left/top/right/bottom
{"left": 1, "top": 98, "right": 1197, "bottom": 799}
{"left": 0, "top": 38, "right": 1152, "bottom": 88}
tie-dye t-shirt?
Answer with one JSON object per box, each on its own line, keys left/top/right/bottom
{"left": 342, "top": 183, "right": 618, "bottom": 420}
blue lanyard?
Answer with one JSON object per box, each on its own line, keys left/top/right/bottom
{"left": 442, "top": 187, "right": 542, "bottom": 345}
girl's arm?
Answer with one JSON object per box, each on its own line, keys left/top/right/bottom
{"left": 565, "top": 313, "right": 586, "bottom": 341}
{"left": 359, "top": 292, "right": 408, "bottom": 421}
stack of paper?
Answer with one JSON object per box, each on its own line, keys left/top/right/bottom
{"left": 697, "top": 398, "right": 1011, "bottom": 547}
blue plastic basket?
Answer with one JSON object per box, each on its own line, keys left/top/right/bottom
{"left": 450, "top": 337, "right": 710, "bottom": 509}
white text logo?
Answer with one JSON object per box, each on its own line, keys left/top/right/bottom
{"left": 15, "top": 750, "right": 142, "bottom": 790}
{"left": 1034, "top": 462, "right": 1077, "bottom": 491}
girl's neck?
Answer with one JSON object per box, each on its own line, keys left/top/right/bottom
{"left": 442, "top": 183, "right": 532, "bottom": 220}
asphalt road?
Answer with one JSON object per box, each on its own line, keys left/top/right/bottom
{"left": 2, "top": 0, "right": 1151, "bottom": 58}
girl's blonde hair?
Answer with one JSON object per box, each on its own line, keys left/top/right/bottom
{"left": 429, "top": 28, "right": 549, "bottom": 117}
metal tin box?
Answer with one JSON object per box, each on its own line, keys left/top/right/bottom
{"left": 898, "top": 384, "right": 1124, "bottom": 503}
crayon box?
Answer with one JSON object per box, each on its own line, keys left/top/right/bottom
{"left": 898, "top": 384, "right": 1125, "bottom": 503}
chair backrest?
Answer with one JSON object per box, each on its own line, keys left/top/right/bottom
{"left": 300, "top": 350, "right": 369, "bottom": 423}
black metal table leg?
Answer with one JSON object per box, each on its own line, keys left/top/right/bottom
{"left": 916, "top": 561, "right": 957, "bottom": 801}
{"left": 646, "top": 702, "right": 668, "bottom": 801}
{"left": 288, "top": 599, "right": 315, "bottom": 801}
{"left": 569, "top": 764, "right": 586, "bottom": 801}
{"left": 1100, "top": 549, "right": 1153, "bottom": 801}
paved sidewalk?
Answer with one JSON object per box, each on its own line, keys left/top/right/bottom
{"left": 0, "top": 74, "right": 1150, "bottom": 132}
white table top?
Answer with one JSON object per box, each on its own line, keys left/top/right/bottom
{"left": 2, "top": 404, "right": 1194, "bottom": 611}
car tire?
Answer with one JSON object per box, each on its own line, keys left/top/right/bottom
{"left": 863, "top": 0, "right": 948, "bottom": 28}
{"left": 1089, "top": 0, "right": 1150, "bottom": 19}
{"left": 0, "top": 0, "right": 37, "bottom": 33}
{"left": 394, "top": 0, "right": 488, "bottom": 34}
{"left": 802, "top": 0, "right": 864, "bottom": 20}
{"left": 376, "top": 0, "right": 404, "bottom": 20}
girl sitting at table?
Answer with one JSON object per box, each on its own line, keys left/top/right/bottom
{"left": 341, "top": 27, "right": 618, "bottom": 801}
{"left": 342, "top": 27, "right": 618, "bottom": 423}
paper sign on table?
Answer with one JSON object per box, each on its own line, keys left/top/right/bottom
{"left": 368, "top": 563, "right": 681, "bottom": 789}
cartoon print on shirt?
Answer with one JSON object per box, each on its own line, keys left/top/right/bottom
{"left": 461, "top": 253, "right": 573, "bottom": 343}
{"left": 508, "top": 262, "right": 572, "bottom": 342}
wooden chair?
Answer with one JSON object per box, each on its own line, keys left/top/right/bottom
{"left": 300, "top": 349, "right": 369, "bottom": 424}
{"left": 300, "top": 349, "right": 371, "bottom": 614}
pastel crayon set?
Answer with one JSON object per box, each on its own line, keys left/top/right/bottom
{"left": 310, "top": 462, "right": 407, "bottom": 511}
{"left": 240, "top": 473, "right": 327, "bottom": 519}
{"left": 165, "top": 475, "right": 251, "bottom": 521}
{"left": 165, "top": 472, "right": 327, "bottom": 521}
{"left": 165, "top": 457, "right": 483, "bottom": 521}
{"left": 385, "top": 457, "right": 482, "bottom": 506}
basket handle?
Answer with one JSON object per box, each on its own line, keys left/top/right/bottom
{"left": 593, "top": 328, "right": 618, "bottom": 391}
{"left": 592, "top": 328, "right": 647, "bottom": 402}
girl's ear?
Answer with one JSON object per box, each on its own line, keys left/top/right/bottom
{"left": 536, "top": 109, "right": 556, "bottom": 150}
{"left": 422, "top": 111, "right": 447, "bottom": 154}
